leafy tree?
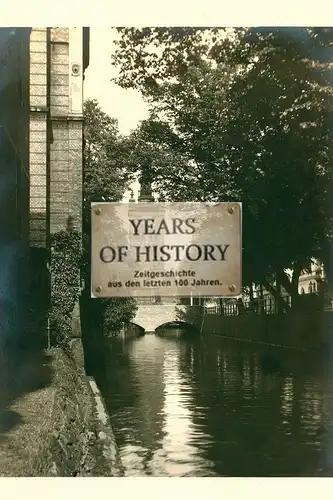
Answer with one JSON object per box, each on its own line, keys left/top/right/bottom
{"left": 102, "top": 297, "right": 138, "bottom": 337}
{"left": 112, "top": 27, "right": 333, "bottom": 311}
{"left": 82, "top": 99, "right": 137, "bottom": 334}
{"left": 83, "top": 99, "right": 134, "bottom": 221}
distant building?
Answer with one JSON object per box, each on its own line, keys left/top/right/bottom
{"left": 248, "top": 260, "right": 326, "bottom": 315}
{"left": 298, "top": 260, "right": 325, "bottom": 296}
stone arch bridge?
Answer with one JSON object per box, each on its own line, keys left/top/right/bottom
{"left": 132, "top": 304, "right": 202, "bottom": 333}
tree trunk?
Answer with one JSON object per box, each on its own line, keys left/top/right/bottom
{"left": 275, "top": 271, "right": 281, "bottom": 315}
{"left": 277, "top": 268, "right": 301, "bottom": 311}
{"left": 249, "top": 284, "right": 254, "bottom": 313}
{"left": 259, "top": 284, "right": 264, "bottom": 315}
{"left": 263, "top": 280, "right": 290, "bottom": 314}
{"left": 291, "top": 263, "right": 302, "bottom": 290}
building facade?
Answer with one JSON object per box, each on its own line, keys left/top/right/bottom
{"left": 29, "top": 27, "right": 89, "bottom": 248}
{"left": 298, "top": 260, "right": 325, "bottom": 295}
{"left": 27, "top": 27, "right": 90, "bottom": 341}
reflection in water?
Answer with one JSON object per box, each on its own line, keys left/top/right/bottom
{"left": 280, "top": 377, "right": 293, "bottom": 420}
{"left": 97, "top": 332, "right": 333, "bottom": 477}
{"left": 150, "top": 348, "right": 204, "bottom": 476}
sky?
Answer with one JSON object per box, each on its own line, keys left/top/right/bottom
{"left": 84, "top": 27, "right": 149, "bottom": 200}
{"left": 84, "top": 28, "right": 149, "bottom": 135}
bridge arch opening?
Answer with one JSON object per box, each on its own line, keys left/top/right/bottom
{"left": 124, "top": 322, "right": 145, "bottom": 336}
{"left": 155, "top": 321, "right": 199, "bottom": 334}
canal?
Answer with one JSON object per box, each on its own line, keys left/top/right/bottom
{"left": 95, "top": 331, "right": 333, "bottom": 477}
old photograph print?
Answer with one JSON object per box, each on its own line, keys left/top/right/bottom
{"left": 1, "top": 26, "right": 333, "bottom": 479}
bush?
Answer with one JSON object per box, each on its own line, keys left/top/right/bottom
{"left": 50, "top": 230, "right": 82, "bottom": 350}
{"left": 102, "top": 297, "right": 138, "bottom": 338}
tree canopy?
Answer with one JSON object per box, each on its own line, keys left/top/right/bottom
{"left": 111, "top": 27, "right": 333, "bottom": 308}
{"left": 83, "top": 98, "right": 134, "bottom": 209}
{"left": 82, "top": 98, "right": 137, "bottom": 334}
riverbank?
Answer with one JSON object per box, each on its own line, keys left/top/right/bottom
{"left": 200, "top": 311, "right": 329, "bottom": 351}
{"left": 0, "top": 342, "right": 123, "bottom": 476}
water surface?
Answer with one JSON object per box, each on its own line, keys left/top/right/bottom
{"left": 96, "top": 332, "right": 333, "bottom": 476}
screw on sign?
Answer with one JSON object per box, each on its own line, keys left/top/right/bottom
{"left": 95, "top": 285, "right": 102, "bottom": 293}
{"left": 72, "top": 63, "right": 80, "bottom": 76}
{"left": 94, "top": 208, "right": 101, "bottom": 215}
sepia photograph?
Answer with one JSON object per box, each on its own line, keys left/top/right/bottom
{"left": 1, "top": 16, "right": 333, "bottom": 489}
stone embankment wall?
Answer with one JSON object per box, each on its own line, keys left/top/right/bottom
{"left": 40, "top": 343, "right": 123, "bottom": 476}
{"left": 0, "top": 341, "right": 123, "bottom": 477}
{"left": 200, "top": 312, "right": 330, "bottom": 350}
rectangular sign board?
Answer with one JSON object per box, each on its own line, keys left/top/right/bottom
{"left": 91, "top": 202, "right": 242, "bottom": 298}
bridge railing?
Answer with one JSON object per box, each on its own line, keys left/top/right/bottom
{"left": 136, "top": 297, "right": 181, "bottom": 305}
{"left": 204, "top": 296, "right": 293, "bottom": 316}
